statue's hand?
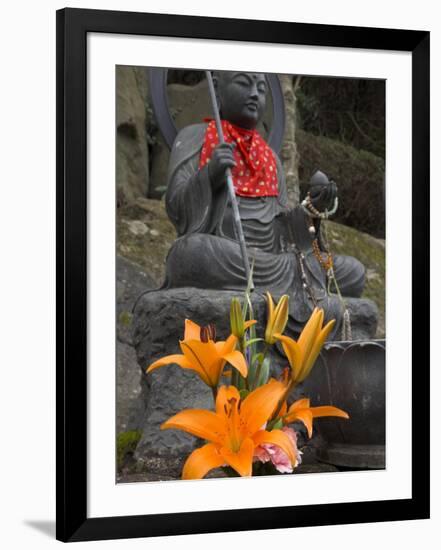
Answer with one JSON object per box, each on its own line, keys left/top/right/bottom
{"left": 207, "top": 143, "right": 236, "bottom": 190}
{"left": 309, "top": 179, "right": 338, "bottom": 212}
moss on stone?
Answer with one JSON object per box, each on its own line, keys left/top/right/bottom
{"left": 116, "top": 197, "right": 176, "bottom": 286}
{"left": 117, "top": 430, "right": 142, "bottom": 469}
{"left": 119, "top": 310, "right": 133, "bottom": 327}
{"left": 324, "top": 220, "right": 385, "bottom": 337}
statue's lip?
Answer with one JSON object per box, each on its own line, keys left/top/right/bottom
{"left": 245, "top": 101, "right": 258, "bottom": 111}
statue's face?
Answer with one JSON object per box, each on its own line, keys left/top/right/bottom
{"left": 216, "top": 72, "right": 267, "bottom": 130}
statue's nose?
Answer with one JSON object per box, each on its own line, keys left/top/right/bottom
{"left": 249, "top": 82, "right": 259, "bottom": 99}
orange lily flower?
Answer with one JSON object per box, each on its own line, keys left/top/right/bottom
{"left": 161, "top": 381, "right": 299, "bottom": 479}
{"left": 264, "top": 292, "right": 289, "bottom": 345}
{"left": 283, "top": 397, "right": 349, "bottom": 438}
{"left": 275, "top": 307, "right": 335, "bottom": 385}
{"left": 146, "top": 319, "right": 249, "bottom": 388}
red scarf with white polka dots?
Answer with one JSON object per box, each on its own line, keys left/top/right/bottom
{"left": 199, "top": 119, "right": 278, "bottom": 197}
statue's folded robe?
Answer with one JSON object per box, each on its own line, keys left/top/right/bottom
{"left": 164, "top": 123, "right": 365, "bottom": 331}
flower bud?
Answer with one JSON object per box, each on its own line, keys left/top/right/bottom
{"left": 230, "top": 297, "right": 245, "bottom": 339}
{"left": 264, "top": 293, "right": 289, "bottom": 345}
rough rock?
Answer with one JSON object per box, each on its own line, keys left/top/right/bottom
{"left": 279, "top": 74, "right": 301, "bottom": 206}
{"left": 116, "top": 254, "right": 156, "bottom": 345}
{"left": 116, "top": 342, "right": 146, "bottom": 433}
{"left": 116, "top": 198, "right": 176, "bottom": 286}
{"left": 116, "top": 66, "right": 151, "bottom": 205}
{"left": 116, "top": 255, "right": 155, "bottom": 434}
{"left": 344, "top": 298, "right": 379, "bottom": 342}
{"left": 134, "top": 366, "right": 212, "bottom": 461}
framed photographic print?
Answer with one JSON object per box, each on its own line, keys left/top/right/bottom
{"left": 56, "top": 7, "right": 430, "bottom": 542}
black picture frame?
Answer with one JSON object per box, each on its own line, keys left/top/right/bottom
{"left": 56, "top": 7, "right": 430, "bottom": 542}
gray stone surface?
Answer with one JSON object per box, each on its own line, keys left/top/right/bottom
{"left": 116, "top": 342, "right": 145, "bottom": 433}
{"left": 132, "top": 287, "right": 379, "bottom": 460}
{"left": 345, "top": 297, "right": 379, "bottom": 343}
{"left": 116, "top": 66, "right": 151, "bottom": 205}
{"left": 116, "top": 255, "right": 155, "bottom": 345}
{"left": 134, "top": 366, "right": 212, "bottom": 461}
{"left": 116, "top": 255, "right": 155, "bottom": 434}
{"left": 317, "top": 444, "right": 385, "bottom": 470}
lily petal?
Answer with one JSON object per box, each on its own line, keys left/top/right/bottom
{"left": 277, "top": 400, "right": 288, "bottom": 419}
{"left": 146, "top": 354, "right": 193, "bottom": 374}
{"left": 241, "top": 379, "right": 286, "bottom": 435}
{"left": 219, "top": 437, "right": 255, "bottom": 477}
{"left": 272, "top": 295, "right": 289, "bottom": 336}
{"left": 266, "top": 292, "right": 275, "bottom": 325}
{"left": 264, "top": 292, "right": 275, "bottom": 343}
{"left": 180, "top": 339, "right": 219, "bottom": 386}
{"left": 161, "top": 409, "right": 226, "bottom": 444}
{"left": 298, "top": 308, "right": 322, "bottom": 365}
{"left": 252, "top": 429, "right": 297, "bottom": 467}
{"left": 285, "top": 408, "right": 314, "bottom": 438}
{"left": 184, "top": 319, "right": 201, "bottom": 341}
{"left": 311, "top": 405, "right": 349, "bottom": 420}
{"left": 287, "top": 398, "right": 310, "bottom": 413}
{"left": 299, "top": 319, "right": 335, "bottom": 382}
{"left": 217, "top": 334, "right": 238, "bottom": 356}
{"left": 215, "top": 385, "right": 241, "bottom": 416}
{"left": 221, "top": 350, "right": 248, "bottom": 378}
{"left": 275, "top": 334, "right": 303, "bottom": 382}
{"left": 182, "top": 443, "right": 224, "bottom": 480}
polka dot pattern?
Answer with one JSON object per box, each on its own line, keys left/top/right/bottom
{"left": 199, "top": 119, "right": 278, "bottom": 197}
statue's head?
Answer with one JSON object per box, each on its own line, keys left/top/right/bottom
{"left": 212, "top": 71, "right": 267, "bottom": 130}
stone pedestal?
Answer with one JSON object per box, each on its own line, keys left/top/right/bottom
{"left": 132, "top": 287, "right": 379, "bottom": 463}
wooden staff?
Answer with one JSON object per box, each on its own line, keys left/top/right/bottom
{"left": 205, "top": 70, "right": 253, "bottom": 288}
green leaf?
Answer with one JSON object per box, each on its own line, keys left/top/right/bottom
{"left": 247, "top": 353, "right": 263, "bottom": 388}
{"left": 244, "top": 337, "right": 263, "bottom": 348}
{"left": 251, "top": 352, "right": 263, "bottom": 365}
{"left": 255, "top": 357, "right": 270, "bottom": 387}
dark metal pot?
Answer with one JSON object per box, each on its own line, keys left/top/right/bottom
{"left": 301, "top": 340, "right": 386, "bottom": 469}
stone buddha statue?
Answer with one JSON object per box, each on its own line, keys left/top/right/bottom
{"left": 162, "top": 71, "right": 366, "bottom": 334}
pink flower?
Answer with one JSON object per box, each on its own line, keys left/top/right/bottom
{"left": 253, "top": 427, "right": 302, "bottom": 473}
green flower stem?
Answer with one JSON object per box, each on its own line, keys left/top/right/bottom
{"left": 238, "top": 335, "right": 250, "bottom": 391}
{"left": 252, "top": 343, "right": 269, "bottom": 390}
